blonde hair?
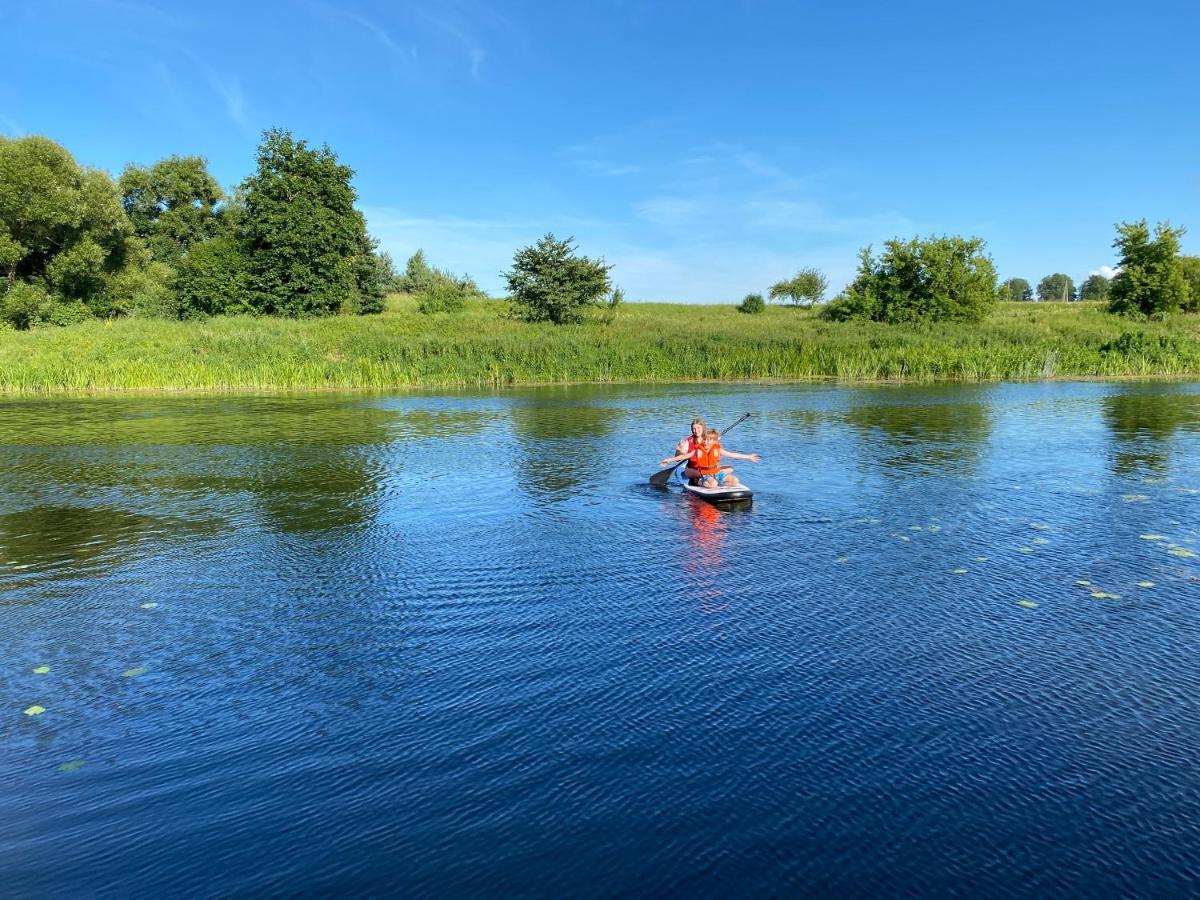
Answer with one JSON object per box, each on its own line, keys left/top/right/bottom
{"left": 704, "top": 427, "right": 720, "bottom": 439}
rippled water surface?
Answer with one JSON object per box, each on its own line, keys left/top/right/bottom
{"left": 3, "top": 382, "right": 1200, "bottom": 897}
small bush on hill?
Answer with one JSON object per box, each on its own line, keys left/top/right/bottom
{"left": 738, "top": 293, "right": 765, "bottom": 314}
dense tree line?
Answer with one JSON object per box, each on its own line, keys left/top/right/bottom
{"left": 1, "top": 130, "right": 386, "bottom": 328}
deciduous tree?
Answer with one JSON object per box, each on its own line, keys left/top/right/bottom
{"left": 1078, "top": 273, "right": 1111, "bottom": 302}
{"left": 1108, "top": 220, "right": 1189, "bottom": 317}
{"left": 504, "top": 234, "right": 612, "bottom": 324}
{"left": 238, "top": 128, "right": 382, "bottom": 316}
{"left": 769, "top": 268, "right": 827, "bottom": 306}
{"left": 119, "top": 155, "right": 225, "bottom": 264}
{"left": 998, "top": 277, "right": 1032, "bottom": 301}
{"left": 1037, "top": 273, "right": 1075, "bottom": 302}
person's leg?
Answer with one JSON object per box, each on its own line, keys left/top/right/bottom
{"left": 720, "top": 466, "right": 739, "bottom": 486}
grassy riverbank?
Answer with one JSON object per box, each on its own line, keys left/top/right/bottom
{"left": 2, "top": 296, "right": 1200, "bottom": 394}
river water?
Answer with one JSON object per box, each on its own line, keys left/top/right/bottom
{"left": 2, "top": 382, "right": 1199, "bottom": 897}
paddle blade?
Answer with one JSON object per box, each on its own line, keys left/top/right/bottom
{"left": 649, "top": 462, "right": 680, "bottom": 486}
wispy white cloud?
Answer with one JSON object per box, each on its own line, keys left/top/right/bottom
{"left": 1089, "top": 264, "right": 1120, "bottom": 278}
{"left": 309, "top": 1, "right": 418, "bottom": 65}
{"left": 570, "top": 158, "right": 642, "bottom": 177}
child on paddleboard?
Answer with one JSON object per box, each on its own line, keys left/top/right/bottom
{"left": 660, "top": 427, "right": 760, "bottom": 488}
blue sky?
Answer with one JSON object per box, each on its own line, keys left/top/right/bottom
{"left": 3, "top": 0, "right": 1198, "bottom": 300}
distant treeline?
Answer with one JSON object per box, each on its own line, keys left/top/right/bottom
{"left": 2, "top": 131, "right": 1199, "bottom": 330}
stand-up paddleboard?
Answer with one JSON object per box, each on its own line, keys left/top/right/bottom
{"left": 680, "top": 473, "right": 753, "bottom": 505}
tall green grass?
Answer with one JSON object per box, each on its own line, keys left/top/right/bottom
{"left": 2, "top": 296, "right": 1200, "bottom": 394}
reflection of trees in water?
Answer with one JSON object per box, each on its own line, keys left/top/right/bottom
{"left": 508, "top": 396, "right": 620, "bottom": 500}
{"left": 0, "top": 397, "right": 493, "bottom": 541}
{"left": 0, "top": 505, "right": 198, "bottom": 582}
{"left": 1102, "top": 390, "right": 1200, "bottom": 477}
{"left": 843, "top": 396, "right": 992, "bottom": 478}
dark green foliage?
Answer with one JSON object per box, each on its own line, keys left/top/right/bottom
{"left": 824, "top": 235, "right": 996, "bottom": 324}
{"left": 238, "top": 129, "right": 378, "bottom": 317}
{"left": 998, "top": 277, "right": 1032, "bottom": 301}
{"left": 0, "top": 135, "right": 140, "bottom": 314}
{"left": 174, "top": 235, "right": 254, "bottom": 317}
{"left": 1108, "top": 221, "right": 1190, "bottom": 318}
{"left": 1, "top": 281, "right": 54, "bottom": 329}
{"left": 1037, "top": 273, "right": 1075, "bottom": 301}
{"left": 769, "top": 268, "right": 827, "bottom": 306}
{"left": 1177, "top": 256, "right": 1200, "bottom": 313}
{"left": 1100, "top": 330, "right": 1185, "bottom": 362}
{"left": 738, "top": 292, "right": 765, "bottom": 314}
{"left": 119, "top": 155, "right": 225, "bottom": 264}
{"left": 351, "top": 234, "right": 386, "bottom": 314}
{"left": 1078, "top": 273, "right": 1111, "bottom": 302}
{"left": 504, "top": 234, "right": 612, "bottom": 324}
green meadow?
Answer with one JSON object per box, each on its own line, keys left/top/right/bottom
{"left": 2, "top": 296, "right": 1200, "bottom": 394}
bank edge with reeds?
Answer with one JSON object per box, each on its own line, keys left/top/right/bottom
{"left": 2, "top": 297, "right": 1199, "bottom": 394}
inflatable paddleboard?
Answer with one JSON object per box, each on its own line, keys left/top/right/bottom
{"left": 681, "top": 479, "right": 753, "bottom": 505}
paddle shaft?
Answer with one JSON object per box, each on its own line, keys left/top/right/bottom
{"left": 650, "top": 413, "right": 751, "bottom": 485}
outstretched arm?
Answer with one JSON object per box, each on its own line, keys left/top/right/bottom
{"left": 720, "top": 449, "right": 760, "bottom": 462}
{"left": 660, "top": 451, "right": 691, "bottom": 467}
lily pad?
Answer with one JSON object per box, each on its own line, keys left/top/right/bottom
{"left": 24, "top": 705, "right": 45, "bottom": 716}
{"left": 1140, "top": 535, "right": 1167, "bottom": 541}
{"left": 1091, "top": 591, "right": 1121, "bottom": 600}
{"left": 1075, "top": 579, "right": 1092, "bottom": 586}
{"left": 57, "top": 759, "right": 87, "bottom": 774}
{"left": 1032, "top": 537, "right": 1050, "bottom": 545}
{"left": 1030, "top": 523, "right": 1051, "bottom": 530}
{"left": 32, "top": 665, "right": 50, "bottom": 674}
{"left": 897, "top": 535, "right": 910, "bottom": 543}
{"left": 140, "top": 603, "right": 158, "bottom": 610}
{"left": 975, "top": 556, "right": 989, "bottom": 562}
{"left": 1136, "top": 581, "right": 1155, "bottom": 588}
{"left": 1017, "top": 600, "right": 1039, "bottom": 608}
{"left": 927, "top": 525, "right": 941, "bottom": 533}
{"left": 1168, "top": 548, "right": 1197, "bottom": 558}
{"left": 1019, "top": 546, "right": 1034, "bottom": 553}
{"left": 952, "top": 568, "right": 968, "bottom": 574}
{"left": 121, "top": 667, "right": 146, "bottom": 678}
{"left": 835, "top": 556, "right": 849, "bottom": 564}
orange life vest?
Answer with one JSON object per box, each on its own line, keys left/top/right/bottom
{"left": 691, "top": 441, "right": 722, "bottom": 475}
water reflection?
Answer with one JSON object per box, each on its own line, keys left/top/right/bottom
{"left": 843, "top": 391, "right": 992, "bottom": 478}
{"left": 508, "top": 394, "right": 620, "bottom": 501}
{"left": 1102, "top": 388, "right": 1200, "bottom": 477}
{"left": 0, "top": 505, "right": 181, "bottom": 583}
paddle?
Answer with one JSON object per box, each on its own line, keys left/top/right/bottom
{"left": 649, "top": 413, "right": 751, "bottom": 486}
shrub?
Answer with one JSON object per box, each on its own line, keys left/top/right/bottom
{"left": 504, "top": 233, "right": 612, "bottom": 324}
{"left": 416, "top": 279, "right": 474, "bottom": 314}
{"left": 0, "top": 281, "right": 54, "bottom": 329}
{"left": 738, "top": 292, "right": 765, "bottom": 314}
{"left": 107, "top": 261, "right": 175, "bottom": 318}
{"left": 824, "top": 235, "right": 996, "bottom": 323}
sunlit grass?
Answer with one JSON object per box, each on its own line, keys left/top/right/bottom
{"left": 4, "top": 296, "right": 1200, "bottom": 394}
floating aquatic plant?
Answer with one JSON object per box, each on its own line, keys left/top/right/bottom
{"left": 58, "top": 760, "right": 87, "bottom": 773}
{"left": 24, "top": 705, "right": 45, "bottom": 716}
{"left": 121, "top": 667, "right": 146, "bottom": 678}
{"left": 1017, "top": 600, "right": 1039, "bottom": 608}
{"left": 32, "top": 666, "right": 50, "bottom": 674}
